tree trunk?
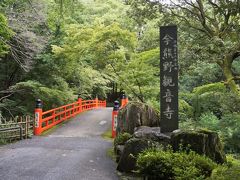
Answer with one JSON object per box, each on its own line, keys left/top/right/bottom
{"left": 60, "top": 0, "right": 63, "bottom": 18}
{"left": 221, "top": 56, "right": 240, "bottom": 96}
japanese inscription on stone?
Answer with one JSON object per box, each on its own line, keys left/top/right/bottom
{"left": 160, "top": 26, "right": 178, "bottom": 132}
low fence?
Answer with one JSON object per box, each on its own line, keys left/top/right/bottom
{"left": 0, "top": 116, "right": 33, "bottom": 142}
{"left": 34, "top": 98, "right": 106, "bottom": 135}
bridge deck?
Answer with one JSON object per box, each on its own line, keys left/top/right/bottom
{"left": 0, "top": 108, "right": 118, "bottom": 180}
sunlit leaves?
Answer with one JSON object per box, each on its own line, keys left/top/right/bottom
{"left": 0, "top": 13, "right": 13, "bottom": 57}
{"left": 119, "top": 48, "right": 160, "bottom": 102}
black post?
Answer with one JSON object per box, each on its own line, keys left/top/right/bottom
{"left": 36, "top": 99, "right": 42, "bottom": 109}
{"left": 113, "top": 100, "right": 120, "bottom": 111}
{"left": 121, "top": 93, "right": 126, "bottom": 100}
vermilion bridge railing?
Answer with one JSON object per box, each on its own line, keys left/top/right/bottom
{"left": 34, "top": 98, "right": 106, "bottom": 135}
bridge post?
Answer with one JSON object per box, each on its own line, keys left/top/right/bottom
{"left": 78, "top": 95, "right": 82, "bottom": 113}
{"left": 112, "top": 100, "right": 119, "bottom": 138}
{"left": 95, "top": 97, "right": 98, "bottom": 108}
{"left": 34, "top": 99, "right": 43, "bottom": 135}
{"left": 120, "top": 94, "right": 128, "bottom": 108}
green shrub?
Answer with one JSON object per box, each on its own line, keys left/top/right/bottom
{"left": 137, "top": 148, "right": 174, "bottom": 179}
{"left": 198, "top": 112, "right": 219, "bottom": 131}
{"left": 136, "top": 148, "right": 217, "bottom": 180}
{"left": 146, "top": 98, "right": 160, "bottom": 114}
{"left": 192, "top": 92, "right": 223, "bottom": 119}
{"left": 0, "top": 79, "right": 75, "bottom": 116}
{"left": 179, "top": 119, "right": 197, "bottom": 130}
{"left": 114, "top": 132, "right": 132, "bottom": 146}
{"left": 179, "top": 92, "right": 194, "bottom": 105}
{"left": 179, "top": 99, "right": 194, "bottom": 121}
{"left": 219, "top": 92, "right": 240, "bottom": 114}
{"left": 208, "top": 154, "right": 240, "bottom": 179}
{"left": 179, "top": 63, "right": 222, "bottom": 92}
{"left": 210, "top": 165, "right": 240, "bottom": 180}
{"left": 193, "top": 82, "right": 226, "bottom": 95}
{"left": 218, "top": 113, "right": 240, "bottom": 153}
{"left": 191, "top": 83, "right": 226, "bottom": 119}
{"left": 225, "top": 154, "right": 240, "bottom": 167}
{"left": 195, "top": 112, "right": 240, "bottom": 154}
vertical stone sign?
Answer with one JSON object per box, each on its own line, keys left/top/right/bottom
{"left": 160, "top": 26, "right": 178, "bottom": 132}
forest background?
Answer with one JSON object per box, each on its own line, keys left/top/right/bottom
{"left": 0, "top": 0, "right": 240, "bottom": 154}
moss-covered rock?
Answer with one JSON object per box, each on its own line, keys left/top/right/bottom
{"left": 117, "top": 138, "right": 157, "bottom": 173}
{"left": 114, "top": 133, "right": 132, "bottom": 147}
{"left": 114, "top": 133, "right": 133, "bottom": 163}
{"left": 116, "top": 127, "right": 171, "bottom": 170}
{"left": 133, "top": 126, "right": 170, "bottom": 146}
{"left": 171, "top": 129, "right": 226, "bottom": 164}
{"left": 117, "top": 101, "right": 159, "bottom": 135}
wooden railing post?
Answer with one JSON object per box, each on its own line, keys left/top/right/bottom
{"left": 25, "top": 116, "right": 28, "bottom": 139}
{"left": 52, "top": 110, "right": 56, "bottom": 124}
{"left": 78, "top": 96, "right": 82, "bottom": 113}
{"left": 64, "top": 106, "right": 67, "bottom": 119}
{"left": 72, "top": 104, "right": 75, "bottom": 116}
{"left": 95, "top": 97, "right": 98, "bottom": 108}
{"left": 34, "top": 99, "right": 43, "bottom": 135}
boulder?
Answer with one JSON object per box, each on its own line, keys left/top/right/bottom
{"left": 115, "top": 145, "right": 124, "bottom": 163}
{"left": 134, "top": 126, "right": 170, "bottom": 147}
{"left": 117, "top": 138, "right": 155, "bottom": 173}
{"left": 116, "top": 128, "right": 226, "bottom": 173}
{"left": 114, "top": 133, "right": 133, "bottom": 163}
{"left": 117, "top": 127, "right": 171, "bottom": 173}
{"left": 117, "top": 102, "right": 159, "bottom": 135}
{"left": 171, "top": 129, "right": 226, "bottom": 163}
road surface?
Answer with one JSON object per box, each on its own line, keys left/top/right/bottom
{"left": 0, "top": 108, "right": 118, "bottom": 180}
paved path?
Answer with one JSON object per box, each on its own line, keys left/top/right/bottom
{"left": 0, "top": 108, "right": 118, "bottom": 180}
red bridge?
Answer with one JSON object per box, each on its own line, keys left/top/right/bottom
{"left": 34, "top": 98, "right": 107, "bottom": 135}
{"left": 0, "top": 96, "right": 129, "bottom": 180}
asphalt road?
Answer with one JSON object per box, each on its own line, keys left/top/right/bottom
{"left": 0, "top": 108, "right": 118, "bottom": 180}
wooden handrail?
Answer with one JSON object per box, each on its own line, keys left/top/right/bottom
{"left": 34, "top": 98, "right": 107, "bottom": 135}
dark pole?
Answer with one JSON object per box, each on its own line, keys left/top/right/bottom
{"left": 36, "top": 99, "right": 42, "bottom": 109}
{"left": 113, "top": 100, "right": 120, "bottom": 111}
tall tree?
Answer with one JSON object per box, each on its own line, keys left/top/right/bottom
{"left": 170, "top": 0, "right": 240, "bottom": 96}
{"left": 127, "top": 0, "right": 240, "bottom": 96}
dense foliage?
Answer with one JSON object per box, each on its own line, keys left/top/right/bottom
{"left": 114, "top": 132, "right": 132, "bottom": 146}
{"left": 0, "top": 13, "right": 13, "bottom": 57}
{"left": 210, "top": 154, "right": 240, "bottom": 180}
{"left": 137, "top": 148, "right": 240, "bottom": 180}
{"left": 137, "top": 148, "right": 217, "bottom": 179}
{"left": 0, "top": 0, "right": 240, "bottom": 175}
